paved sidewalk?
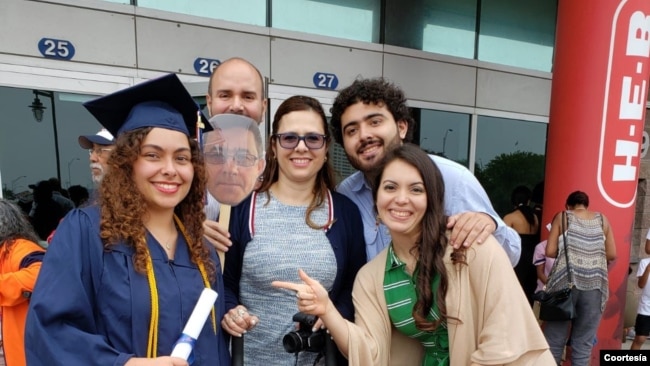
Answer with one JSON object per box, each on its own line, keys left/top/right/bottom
{"left": 620, "top": 338, "right": 650, "bottom": 349}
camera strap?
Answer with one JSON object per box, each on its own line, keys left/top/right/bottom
{"left": 289, "top": 347, "right": 326, "bottom": 366}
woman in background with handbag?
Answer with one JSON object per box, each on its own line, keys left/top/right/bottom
{"left": 543, "top": 191, "right": 616, "bottom": 365}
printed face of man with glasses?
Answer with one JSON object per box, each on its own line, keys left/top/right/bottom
{"left": 204, "top": 118, "right": 265, "bottom": 206}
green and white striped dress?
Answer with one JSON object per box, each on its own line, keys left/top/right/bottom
{"left": 384, "top": 245, "right": 449, "bottom": 366}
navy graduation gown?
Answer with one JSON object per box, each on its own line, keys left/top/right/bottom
{"left": 25, "top": 207, "right": 230, "bottom": 366}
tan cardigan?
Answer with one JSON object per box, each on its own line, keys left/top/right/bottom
{"left": 344, "top": 235, "right": 555, "bottom": 365}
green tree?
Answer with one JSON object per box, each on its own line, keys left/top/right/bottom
{"left": 2, "top": 186, "right": 16, "bottom": 200}
{"left": 475, "top": 151, "right": 545, "bottom": 217}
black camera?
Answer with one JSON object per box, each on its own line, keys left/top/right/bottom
{"left": 282, "top": 312, "right": 327, "bottom": 353}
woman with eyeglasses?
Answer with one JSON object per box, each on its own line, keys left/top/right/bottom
{"left": 222, "top": 95, "right": 366, "bottom": 365}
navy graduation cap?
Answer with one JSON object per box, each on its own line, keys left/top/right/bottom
{"left": 83, "top": 73, "right": 210, "bottom": 138}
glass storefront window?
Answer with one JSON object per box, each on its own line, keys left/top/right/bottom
{"left": 0, "top": 85, "right": 212, "bottom": 203}
{"left": 272, "top": 0, "right": 380, "bottom": 43}
{"left": 330, "top": 142, "right": 357, "bottom": 183}
{"left": 416, "top": 109, "right": 471, "bottom": 167}
{"left": 385, "top": 0, "right": 477, "bottom": 59}
{"left": 0, "top": 86, "right": 104, "bottom": 199}
{"left": 478, "top": 0, "right": 557, "bottom": 72}
{"left": 475, "top": 115, "right": 547, "bottom": 216}
{"left": 137, "top": 0, "right": 266, "bottom": 27}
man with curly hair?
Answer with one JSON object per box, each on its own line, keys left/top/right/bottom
{"left": 331, "top": 78, "right": 521, "bottom": 265}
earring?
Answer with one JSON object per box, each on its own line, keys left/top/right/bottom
{"left": 324, "top": 157, "right": 328, "bottom": 162}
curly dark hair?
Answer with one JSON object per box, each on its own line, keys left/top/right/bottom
{"left": 371, "top": 143, "right": 463, "bottom": 331}
{"left": 99, "top": 127, "right": 215, "bottom": 280}
{"left": 258, "top": 95, "right": 336, "bottom": 229}
{"left": 330, "top": 77, "right": 415, "bottom": 145}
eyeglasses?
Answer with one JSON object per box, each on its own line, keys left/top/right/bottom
{"left": 274, "top": 133, "right": 327, "bottom": 150}
{"left": 204, "top": 150, "right": 259, "bottom": 167}
{"left": 88, "top": 147, "right": 113, "bottom": 156}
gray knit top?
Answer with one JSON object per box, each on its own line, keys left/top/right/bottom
{"left": 240, "top": 192, "right": 337, "bottom": 365}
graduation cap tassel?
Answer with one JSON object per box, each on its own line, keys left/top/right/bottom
{"left": 196, "top": 108, "right": 205, "bottom": 147}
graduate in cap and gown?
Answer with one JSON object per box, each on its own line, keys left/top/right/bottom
{"left": 24, "top": 74, "right": 231, "bottom": 366}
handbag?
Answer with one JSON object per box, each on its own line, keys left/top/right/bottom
{"left": 537, "top": 211, "right": 575, "bottom": 321}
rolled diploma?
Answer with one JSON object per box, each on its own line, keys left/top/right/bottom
{"left": 170, "top": 288, "right": 219, "bottom": 360}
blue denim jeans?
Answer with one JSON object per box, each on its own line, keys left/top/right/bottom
{"left": 543, "top": 289, "right": 602, "bottom": 366}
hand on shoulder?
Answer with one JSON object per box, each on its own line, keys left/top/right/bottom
{"left": 446, "top": 212, "right": 496, "bottom": 249}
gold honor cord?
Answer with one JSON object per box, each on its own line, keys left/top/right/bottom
{"left": 145, "top": 253, "right": 160, "bottom": 358}
{"left": 146, "top": 215, "right": 217, "bottom": 358}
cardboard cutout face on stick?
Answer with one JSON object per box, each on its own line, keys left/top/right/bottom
{"left": 203, "top": 114, "right": 265, "bottom": 207}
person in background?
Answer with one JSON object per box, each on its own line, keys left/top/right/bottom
{"left": 47, "top": 178, "right": 73, "bottom": 203}
{"left": 78, "top": 128, "right": 115, "bottom": 186}
{"left": 222, "top": 96, "right": 366, "bottom": 365}
{"left": 630, "top": 256, "right": 650, "bottom": 350}
{"left": 531, "top": 181, "right": 544, "bottom": 237}
{"left": 533, "top": 232, "right": 554, "bottom": 295}
{"left": 330, "top": 78, "right": 521, "bottom": 264}
{"left": 25, "top": 74, "right": 230, "bottom": 366}
{"left": 544, "top": 191, "right": 616, "bottom": 366}
{"left": 274, "top": 144, "right": 553, "bottom": 365}
{"left": 27, "top": 180, "right": 68, "bottom": 240}
{"left": 46, "top": 130, "right": 114, "bottom": 243}
{"left": 203, "top": 57, "right": 267, "bottom": 253}
{"left": 28, "top": 178, "right": 73, "bottom": 222}
{"left": 0, "top": 198, "right": 46, "bottom": 366}
{"left": 67, "top": 185, "right": 90, "bottom": 208}
{"left": 623, "top": 266, "right": 636, "bottom": 342}
{"left": 531, "top": 223, "right": 554, "bottom": 322}
{"left": 504, "top": 185, "right": 539, "bottom": 306}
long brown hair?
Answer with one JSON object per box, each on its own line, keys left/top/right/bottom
{"left": 372, "top": 143, "right": 463, "bottom": 331}
{"left": 99, "top": 127, "right": 215, "bottom": 280}
{"left": 258, "top": 95, "right": 336, "bottom": 229}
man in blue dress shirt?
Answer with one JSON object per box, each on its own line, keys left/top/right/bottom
{"left": 331, "top": 78, "right": 521, "bottom": 265}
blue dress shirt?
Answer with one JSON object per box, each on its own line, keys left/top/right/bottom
{"left": 337, "top": 154, "right": 521, "bottom": 266}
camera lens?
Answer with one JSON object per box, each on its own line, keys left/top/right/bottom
{"left": 282, "top": 332, "right": 305, "bottom": 353}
